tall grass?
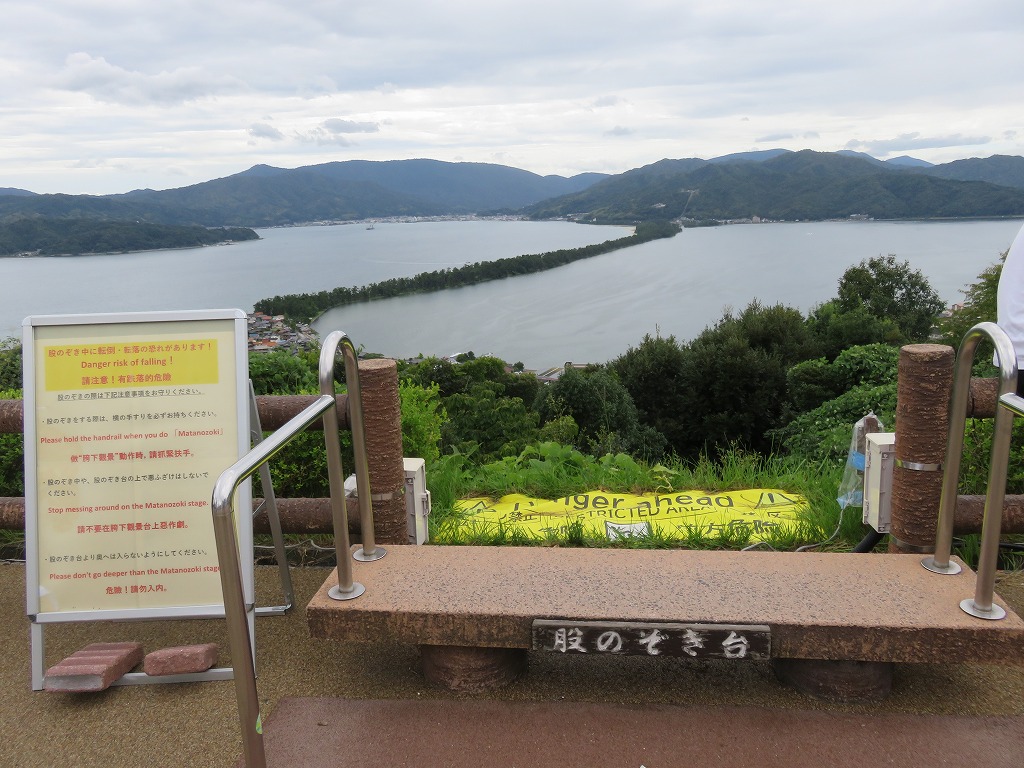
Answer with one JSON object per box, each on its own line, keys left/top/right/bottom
{"left": 428, "top": 442, "right": 861, "bottom": 551}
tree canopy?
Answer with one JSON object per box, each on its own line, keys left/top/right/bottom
{"left": 835, "top": 255, "right": 945, "bottom": 343}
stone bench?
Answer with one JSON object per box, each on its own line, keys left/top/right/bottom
{"left": 306, "top": 546, "right": 1024, "bottom": 701}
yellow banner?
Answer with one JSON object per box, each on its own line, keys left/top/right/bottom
{"left": 43, "top": 339, "right": 219, "bottom": 391}
{"left": 454, "top": 489, "right": 806, "bottom": 541}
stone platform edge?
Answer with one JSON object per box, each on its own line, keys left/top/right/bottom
{"left": 306, "top": 546, "right": 1024, "bottom": 665}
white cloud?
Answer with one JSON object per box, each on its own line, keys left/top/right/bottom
{"left": 756, "top": 133, "right": 794, "bottom": 143}
{"left": 1, "top": 0, "right": 1022, "bottom": 193}
{"left": 55, "top": 52, "right": 240, "bottom": 105}
{"left": 845, "top": 134, "right": 993, "bottom": 156}
{"left": 592, "top": 96, "right": 626, "bottom": 109}
{"left": 249, "top": 123, "right": 285, "bottom": 141}
{"left": 322, "top": 118, "right": 380, "bottom": 134}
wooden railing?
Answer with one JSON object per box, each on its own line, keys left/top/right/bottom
{"left": 1, "top": 357, "right": 410, "bottom": 543}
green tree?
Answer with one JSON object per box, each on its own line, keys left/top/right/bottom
{"left": 610, "top": 334, "right": 689, "bottom": 452}
{"left": 399, "top": 381, "right": 446, "bottom": 465}
{"left": 835, "top": 255, "right": 945, "bottom": 342}
{"left": 402, "top": 357, "right": 462, "bottom": 398}
{"left": 534, "top": 366, "right": 666, "bottom": 460}
{"left": 805, "top": 300, "right": 901, "bottom": 359}
{"left": 664, "top": 302, "right": 817, "bottom": 458}
{"left": 442, "top": 382, "right": 539, "bottom": 462}
{"left": 248, "top": 350, "right": 319, "bottom": 395}
{"left": 0, "top": 339, "right": 21, "bottom": 391}
{"left": 935, "top": 256, "right": 1002, "bottom": 363}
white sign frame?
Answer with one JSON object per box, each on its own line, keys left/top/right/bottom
{"left": 23, "top": 309, "right": 252, "bottom": 690}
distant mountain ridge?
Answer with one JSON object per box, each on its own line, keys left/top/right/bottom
{"left": 524, "top": 150, "right": 1024, "bottom": 224}
{"left": 1, "top": 151, "right": 1023, "bottom": 229}
{"left": 0, "top": 160, "right": 606, "bottom": 228}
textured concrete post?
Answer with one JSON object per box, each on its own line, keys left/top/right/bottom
{"left": 889, "top": 344, "right": 955, "bottom": 553}
{"left": 356, "top": 358, "right": 407, "bottom": 545}
{"left": 420, "top": 645, "right": 528, "bottom": 691}
{"left": 771, "top": 659, "right": 894, "bottom": 702}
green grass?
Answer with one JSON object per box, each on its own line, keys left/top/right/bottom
{"left": 427, "top": 443, "right": 869, "bottom": 551}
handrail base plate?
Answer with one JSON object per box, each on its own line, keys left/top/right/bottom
{"left": 960, "top": 598, "right": 1007, "bottom": 621}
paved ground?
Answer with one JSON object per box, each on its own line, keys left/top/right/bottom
{"left": 259, "top": 698, "right": 1024, "bottom": 768}
{"left": 4, "top": 561, "right": 1024, "bottom": 768}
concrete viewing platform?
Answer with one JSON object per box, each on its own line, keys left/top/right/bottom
{"left": 5, "top": 562, "right": 1024, "bottom": 767}
{"left": 308, "top": 546, "right": 1024, "bottom": 696}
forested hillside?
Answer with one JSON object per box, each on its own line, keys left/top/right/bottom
{"left": 0, "top": 218, "right": 258, "bottom": 256}
{"left": 525, "top": 150, "right": 1024, "bottom": 224}
{"left": 3, "top": 152, "right": 1024, "bottom": 233}
{"left": 0, "top": 160, "right": 608, "bottom": 228}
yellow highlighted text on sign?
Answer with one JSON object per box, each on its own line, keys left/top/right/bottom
{"left": 44, "top": 339, "right": 219, "bottom": 391}
{"left": 454, "top": 489, "right": 807, "bottom": 542}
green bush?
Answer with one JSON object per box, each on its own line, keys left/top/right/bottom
{"left": 786, "top": 357, "right": 845, "bottom": 412}
{"left": 0, "top": 339, "right": 21, "bottom": 391}
{"left": 249, "top": 349, "right": 319, "bottom": 395}
{"left": 443, "top": 383, "right": 540, "bottom": 462}
{"left": 399, "top": 381, "right": 445, "bottom": 465}
{"left": 774, "top": 382, "right": 897, "bottom": 461}
{"left": 0, "top": 388, "right": 22, "bottom": 496}
{"left": 832, "top": 343, "right": 900, "bottom": 386}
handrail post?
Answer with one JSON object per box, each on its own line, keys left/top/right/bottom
{"left": 211, "top": 394, "right": 338, "bottom": 768}
{"left": 963, "top": 330, "right": 1018, "bottom": 620}
{"left": 922, "top": 331, "right": 982, "bottom": 575}
{"left": 319, "top": 331, "right": 384, "bottom": 603}
{"left": 922, "top": 322, "right": 1017, "bottom": 621}
{"left": 339, "top": 338, "right": 385, "bottom": 563}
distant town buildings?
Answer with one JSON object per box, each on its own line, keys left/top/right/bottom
{"left": 247, "top": 312, "right": 318, "bottom": 352}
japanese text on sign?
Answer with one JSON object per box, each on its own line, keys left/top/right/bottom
{"left": 532, "top": 620, "right": 771, "bottom": 660}
{"left": 44, "top": 339, "right": 219, "bottom": 391}
{"left": 30, "top": 318, "right": 241, "bottom": 614}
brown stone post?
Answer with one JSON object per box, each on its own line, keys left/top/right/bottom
{"left": 889, "top": 344, "right": 955, "bottom": 553}
{"left": 355, "top": 358, "right": 407, "bottom": 545}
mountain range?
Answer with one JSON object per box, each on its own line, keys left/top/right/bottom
{"left": 2, "top": 150, "right": 1024, "bottom": 230}
{"left": 524, "top": 150, "right": 1024, "bottom": 223}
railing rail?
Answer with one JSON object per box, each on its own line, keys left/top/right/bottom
{"left": 922, "top": 321, "right": 1018, "bottom": 621}
{"left": 213, "top": 330, "right": 384, "bottom": 767}
{"left": 212, "top": 393, "right": 337, "bottom": 768}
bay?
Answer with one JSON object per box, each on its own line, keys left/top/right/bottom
{"left": 315, "top": 219, "right": 1024, "bottom": 368}
{"left": 0, "top": 220, "right": 623, "bottom": 339}
{"left": 3, "top": 218, "right": 1022, "bottom": 370}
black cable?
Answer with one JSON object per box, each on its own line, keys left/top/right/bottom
{"left": 851, "top": 529, "right": 885, "bottom": 552}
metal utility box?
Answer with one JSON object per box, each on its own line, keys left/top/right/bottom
{"left": 404, "top": 458, "right": 431, "bottom": 545}
{"left": 863, "top": 432, "right": 896, "bottom": 533}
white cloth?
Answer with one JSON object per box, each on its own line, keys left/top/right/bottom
{"left": 997, "top": 223, "right": 1024, "bottom": 368}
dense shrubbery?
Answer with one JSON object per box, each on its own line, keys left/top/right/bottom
{"left": 0, "top": 339, "right": 20, "bottom": 391}
{"left": 0, "top": 387, "right": 21, "bottom": 497}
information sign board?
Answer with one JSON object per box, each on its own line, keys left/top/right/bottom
{"left": 23, "top": 310, "right": 251, "bottom": 688}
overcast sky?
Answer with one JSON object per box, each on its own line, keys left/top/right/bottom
{"left": 3, "top": 0, "right": 1023, "bottom": 195}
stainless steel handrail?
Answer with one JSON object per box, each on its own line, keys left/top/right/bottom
{"left": 212, "top": 393, "right": 338, "bottom": 768}
{"left": 319, "top": 331, "right": 385, "bottom": 604}
{"left": 922, "top": 321, "right": 1018, "bottom": 621}
{"left": 248, "top": 379, "right": 295, "bottom": 615}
